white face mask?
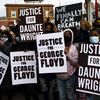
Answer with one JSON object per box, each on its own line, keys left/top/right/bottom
{"left": 90, "top": 36, "right": 99, "bottom": 43}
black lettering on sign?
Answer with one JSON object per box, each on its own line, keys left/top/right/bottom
{"left": 38, "top": 38, "right": 62, "bottom": 46}
{"left": 0, "top": 56, "right": 8, "bottom": 65}
{"left": 14, "top": 72, "right": 35, "bottom": 80}
{"left": 40, "top": 50, "right": 63, "bottom": 58}
{"left": 0, "top": 67, "right": 5, "bottom": 74}
{"left": 12, "top": 55, "right": 34, "bottom": 62}
{"left": 13, "top": 65, "right": 34, "bottom": 72}
{"left": 41, "top": 58, "right": 64, "bottom": 67}
{"left": 0, "top": 73, "right": 2, "bottom": 79}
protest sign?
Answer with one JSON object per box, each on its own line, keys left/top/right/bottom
{"left": 76, "top": 43, "right": 100, "bottom": 95}
{"left": 18, "top": 6, "right": 44, "bottom": 41}
{"left": 55, "top": 3, "right": 82, "bottom": 31}
{"left": 10, "top": 51, "right": 37, "bottom": 85}
{"left": 36, "top": 32, "right": 67, "bottom": 74}
{"left": 0, "top": 51, "right": 9, "bottom": 85}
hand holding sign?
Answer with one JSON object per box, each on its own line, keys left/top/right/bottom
{"left": 64, "top": 47, "right": 69, "bottom": 55}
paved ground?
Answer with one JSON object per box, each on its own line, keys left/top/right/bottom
{"left": 1, "top": 92, "right": 54, "bottom": 100}
{"left": 1, "top": 91, "right": 100, "bottom": 100}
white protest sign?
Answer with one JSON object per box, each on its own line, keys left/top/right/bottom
{"left": 0, "top": 51, "right": 9, "bottom": 85}
{"left": 36, "top": 32, "right": 67, "bottom": 74}
{"left": 10, "top": 51, "right": 37, "bottom": 85}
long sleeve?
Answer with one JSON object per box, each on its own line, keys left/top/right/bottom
{"left": 57, "top": 44, "right": 78, "bottom": 80}
{"left": 66, "top": 45, "right": 78, "bottom": 68}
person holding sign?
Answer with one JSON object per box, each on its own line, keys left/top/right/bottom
{"left": 89, "top": 28, "right": 100, "bottom": 43}
{"left": 86, "top": 28, "right": 100, "bottom": 100}
{"left": 38, "top": 22, "right": 59, "bottom": 100}
{"left": 10, "top": 38, "right": 39, "bottom": 100}
{"left": 0, "top": 28, "right": 14, "bottom": 100}
{"left": 56, "top": 28, "right": 79, "bottom": 100}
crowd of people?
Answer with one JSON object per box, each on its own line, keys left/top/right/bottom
{"left": 0, "top": 17, "right": 100, "bottom": 100}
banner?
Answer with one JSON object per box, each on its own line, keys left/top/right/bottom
{"left": 76, "top": 43, "right": 100, "bottom": 95}
{"left": 18, "top": 6, "right": 44, "bottom": 42}
{"left": 36, "top": 32, "right": 67, "bottom": 74}
{"left": 10, "top": 51, "right": 37, "bottom": 85}
{"left": 0, "top": 52, "right": 9, "bottom": 85}
{"left": 55, "top": 3, "right": 82, "bottom": 31}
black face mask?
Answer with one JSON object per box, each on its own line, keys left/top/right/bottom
{"left": 64, "top": 36, "right": 71, "bottom": 46}
{"left": 64, "top": 36, "right": 71, "bottom": 43}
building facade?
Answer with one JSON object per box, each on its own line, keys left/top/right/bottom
{"left": 5, "top": 4, "right": 54, "bottom": 22}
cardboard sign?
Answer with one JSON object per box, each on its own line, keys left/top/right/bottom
{"left": 55, "top": 3, "right": 82, "bottom": 31}
{"left": 36, "top": 32, "right": 67, "bottom": 74}
{"left": 18, "top": 6, "right": 44, "bottom": 41}
{"left": 0, "top": 51, "right": 9, "bottom": 85}
{"left": 76, "top": 43, "right": 100, "bottom": 95}
{"left": 10, "top": 51, "right": 37, "bottom": 85}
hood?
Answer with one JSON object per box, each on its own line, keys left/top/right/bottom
{"left": 63, "top": 28, "right": 74, "bottom": 43}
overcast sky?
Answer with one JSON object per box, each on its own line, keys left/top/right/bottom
{"left": 0, "top": 0, "right": 95, "bottom": 17}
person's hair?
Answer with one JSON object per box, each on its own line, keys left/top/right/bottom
{"left": 90, "top": 28, "right": 100, "bottom": 36}
{"left": 63, "top": 28, "right": 74, "bottom": 43}
{"left": 45, "top": 22, "right": 55, "bottom": 33}
{"left": 80, "top": 20, "right": 91, "bottom": 31}
{"left": 1, "top": 30, "right": 13, "bottom": 42}
{"left": 84, "top": 21, "right": 91, "bottom": 31}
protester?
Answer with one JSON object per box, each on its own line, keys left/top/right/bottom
{"left": 77, "top": 20, "right": 91, "bottom": 43}
{"left": 9, "top": 17, "right": 21, "bottom": 36}
{"left": 76, "top": 20, "right": 91, "bottom": 100}
{"left": 89, "top": 28, "right": 100, "bottom": 43}
{"left": 0, "top": 27, "right": 14, "bottom": 100}
{"left": 86, "top": 28, "right": 100, "bottom": 100}
{"left": 10, "top": 31, "right": 39, "bottom": 100}
{"left": 56, "top": 28, "right": 79, "bottom": 100}
{"left": 38, "top": 21, "right": 59, "bottom": 100}
{"left": 45, "top": 21, "right": 55, "bottom": 33}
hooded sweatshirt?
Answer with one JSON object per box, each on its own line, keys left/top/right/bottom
{"left": 57, "top": 29, "right": 78, "bottom": 80}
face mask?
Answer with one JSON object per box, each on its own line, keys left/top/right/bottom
{"left": 0, "top": 34, "right": 8, "bottom": 42}
{"left": 64, "top": 36, "right": 71, "bottom": 46}
{"left": 90, "top": 36, "right": 99, "bottom": 43}
{"left": 64, "top": 36, "right": 71, "bottom": 43}
{"left": 1, "top": 36, "right": 8, "bottom": 42}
